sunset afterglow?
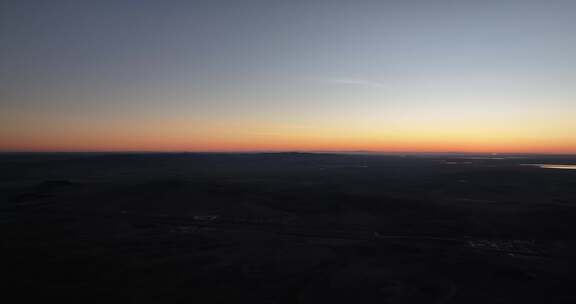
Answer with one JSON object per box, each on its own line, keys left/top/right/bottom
{"left": 2, "top": 0, "right": 575, "bottom": 153}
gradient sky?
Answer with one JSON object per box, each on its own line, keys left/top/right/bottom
{"left": 1, "top": 0, "right": 575, "bottom": 153}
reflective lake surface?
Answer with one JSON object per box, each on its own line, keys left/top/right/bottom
{"left": 522, "top": 164, "right": 576, "bottom": 170}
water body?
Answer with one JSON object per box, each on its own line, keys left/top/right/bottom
{"left": 521, "top": 164, "right": 576, "bottom": 170}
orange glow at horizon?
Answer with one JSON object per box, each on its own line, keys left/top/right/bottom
{"left": 2, "top": 100, "right": 575, "bottom": 154}
{"left": 2, "top": 128, "right": 575, "bottom": 154}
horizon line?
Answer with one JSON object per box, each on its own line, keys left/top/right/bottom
{"left": 0, "top": 150, "right": 575, "bottom": 156}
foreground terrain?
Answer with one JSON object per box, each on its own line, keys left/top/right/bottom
{"left": 3, "top": 152, "right": 576, "bottom": 303}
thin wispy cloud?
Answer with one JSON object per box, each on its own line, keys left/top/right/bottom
{"left": 317, "top": 77, "right": 387, "bottom": 89}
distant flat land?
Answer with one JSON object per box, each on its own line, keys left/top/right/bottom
{"left": 3, "top": 152, "right": 576, "bottom": 303}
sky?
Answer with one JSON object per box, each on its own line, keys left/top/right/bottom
{"left": 1, "top": 0, "right": 575, "bottom": 153}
